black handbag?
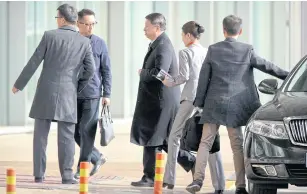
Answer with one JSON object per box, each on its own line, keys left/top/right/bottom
{"left": 180, "top": 110, "right": 220, "bottom": 153}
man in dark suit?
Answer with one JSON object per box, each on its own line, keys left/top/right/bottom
{"left": 12, "top": 4, "right": 95, "bottom": 184}
{"left": 186, "top": 15, "right": 289, "bottom": 194}
{"left": 74, "top": 9, "right": 112, "bottom": 179}
{"left": 130, "top": 13, "right": 196, "bottom": 188}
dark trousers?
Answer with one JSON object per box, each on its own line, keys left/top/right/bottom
{"left": 143, "top": 145, "right": 195, "bottom": 180}
{"left": 74, "top": 98, "right": 102, "bottom": 168}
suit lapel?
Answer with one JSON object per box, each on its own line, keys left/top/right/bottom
{"left": 142, "top": 33, "right": 166, "bottom": 67}
{"left": 143, "top": 46, "right": 153, "bottom": 65}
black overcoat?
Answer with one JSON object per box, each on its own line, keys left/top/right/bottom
{"left": 130, "top": 33, "right": 181, "bottom": 146}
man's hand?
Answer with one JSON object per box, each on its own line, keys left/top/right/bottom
{"left": 162, "top": 79, "right": 171, "bottom": 87}
{"left": 138, "top": 69, "right": 142, "bottom": 76}
{"left": 12, "top": 86, "right": 19, "bottom": 94}
{"left": 102, "top": 97, "right": 111, "bottom": 106}
{"left": 194, "top": 106, "right": 203, "bottom": 114}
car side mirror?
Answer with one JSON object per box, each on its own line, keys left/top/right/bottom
{"left": 258, "top": 79, "right": 278, "bottom": 95}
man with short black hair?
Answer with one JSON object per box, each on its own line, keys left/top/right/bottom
{"left": 12, "top": 3, "right": 95, "bottom": 184}
{"left": 73, "top": 8, "right": 112, "bottom": 179}
{"left": 186, "top": 14, "right": 289, "bottom": 194}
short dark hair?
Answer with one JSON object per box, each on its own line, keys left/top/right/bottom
{"left": 145, "top": 13, "right": 166, "bottom": 31}
{"left": 222, "top": 15, "right": 242, "bottom": 36}
{"left": 78, "top": 9, "right": 95, "bottom": 20}
{"left": 57, "top": 4, "right": 78, "bottom": 24}
{"left": 182, "top": 21, "right": 205, "bottom": 39}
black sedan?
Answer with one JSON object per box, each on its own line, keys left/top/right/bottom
{"left": 244, "top": 55, "right": 307, "bottom": 194}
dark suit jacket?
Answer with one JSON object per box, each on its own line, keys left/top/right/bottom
{"left": 194, "top": 37, "right": 289, "bottom": 128}
{"left": 130, "top": 32, "right": 181, "bottom": 146}
{"left": 78, "top": 34, "right": 112, "bottom": 99}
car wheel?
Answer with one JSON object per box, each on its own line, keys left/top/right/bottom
{"left": 248, "top": 181, "right": 277, "bottom": 194}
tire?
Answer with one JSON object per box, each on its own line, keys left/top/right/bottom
{"left": 248, "top": 182, "right": 277, "bottom": 194}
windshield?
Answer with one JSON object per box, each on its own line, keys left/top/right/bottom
{"left": 284, "top": 58, "right": 307, "bottom": 92}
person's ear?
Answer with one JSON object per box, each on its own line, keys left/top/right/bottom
{"left": 239, "top": 28, "right": 242, "bottom": 35}
{"left": 223, "top": 28, "right": 227, "bottom": 36}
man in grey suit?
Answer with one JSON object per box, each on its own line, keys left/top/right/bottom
{"left": 12, "top": 4, "right": 95, "bottom": 184}
{"left": 186, "top": 15, "right": 289, "bottom": 194}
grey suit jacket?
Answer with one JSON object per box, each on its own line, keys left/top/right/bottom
{"left": 194, "top": 37, "right": 289, "bottom": 128}
{"left": 14, "top": 25, "right": 95, "bottom": 124}
{"left": 165, "top": 43, "right": 207, "bottom": 102}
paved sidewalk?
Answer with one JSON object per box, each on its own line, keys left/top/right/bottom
{"left": 0, "top": 119, "right": 236, "bottom": 193}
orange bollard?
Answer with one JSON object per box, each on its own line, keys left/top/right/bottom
{"left": 79, "top": 162, "right": 89, "bottom": 194}
{"left": 6, "top": 168, "right": 16, "bottom": 194}
{"left": 154, "top": 153, "right": 165, "bottom": 194}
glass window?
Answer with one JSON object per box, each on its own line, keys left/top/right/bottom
{"left": 213, "top": 1, "right": 235, "bottom": 42}
{"left": 129, "top": 1, "right": 153, "bottom": 115}
{"left": 26, "top": 1, "right": 36, "bottom": 115}
{"left": 0, "top": 2, "right": 8, "bottom": 125}
{"left": 284, "top": 58, "right": 307, "bottom": 92}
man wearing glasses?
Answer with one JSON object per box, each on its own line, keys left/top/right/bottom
{"left": 73, "top": 9, "right": 112, "bottom": 179}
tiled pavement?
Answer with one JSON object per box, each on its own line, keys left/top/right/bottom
{"left": 0, "top": 121, "right": 305, "bottom": 193}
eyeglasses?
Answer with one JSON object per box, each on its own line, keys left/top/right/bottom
{"left": 55, "top": 16, "right": 63, "bottom": 19}
{"left": 78, "top": 21, "right": 98, "bottom": 27}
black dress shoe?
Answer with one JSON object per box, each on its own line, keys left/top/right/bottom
{"left": 131, "top": 178, "right": 154, "bottom": 187}
{"left": 62, "top": 178, "right": 79, "bottom": 184}
{"left": 214, "top": 190, "right": 224, "bottom": 194}
{"left": 186, "top": 180, "right": 203, "bottom": 193}
{"left": 163, "top": 183, "right": 174, "bottom": 189}
{"left": 90, "top": 156, "right": 107, "bottom": 176}
{"left": 235, "top": 188, "right": 248, "bottom": 194}
{"left": 34, "top": 177, "right": 45, "bottom": 183}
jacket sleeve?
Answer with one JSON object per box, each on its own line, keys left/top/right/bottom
{"left": 250, "top": 47, "right": 289, "bottom": 80}
{"left": 194, "top": 47, "right": 212, "bottom": 107}
{"left": 100, "top": 40, "right": 112, "bottom": 98}
{"left": 165, "top": 49, "right": 189, "bottom": 87}
{"left": 14, "top": 31, "right": 47, "bottom": 90}
{"left": 140, "top": 44, "right": 172, "bottom": 82}
{"left": 78, "top": 42, "right": 95, "bottom": 93}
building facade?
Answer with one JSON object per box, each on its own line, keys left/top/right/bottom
{"left": 0, "top": 1, "right": 306, "bottom": 126}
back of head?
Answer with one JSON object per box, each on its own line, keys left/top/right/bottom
{"left": 57, "top": 4, "right": 78, "bottom": 25}
{"left": 145, "top": 13, "right": 166, "bottom": 31}
{"left": 182, "top": 21, "right": 205, "bottom": 39}
{"left": 222, "top": 15, "right": 242, "bottom": 36}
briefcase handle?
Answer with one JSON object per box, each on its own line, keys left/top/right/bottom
{"left": 101, "top": 104, "right": 112, "bottom": 121}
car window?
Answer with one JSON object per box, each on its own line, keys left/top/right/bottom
{"left": 284, "top": 59, "right": 307, "bottom": 92}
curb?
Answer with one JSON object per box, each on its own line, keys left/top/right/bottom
{"left": 0, "top": 118, "right": 133, "bottom": 136}
{"left": 0, "top": 127, "right": 33, "bottom": 136}
{"left": 225, "top": 172, "right": 236, "bottom": 190}
{"left": 0, "top": 119, "right": 237, "bottom": 136}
